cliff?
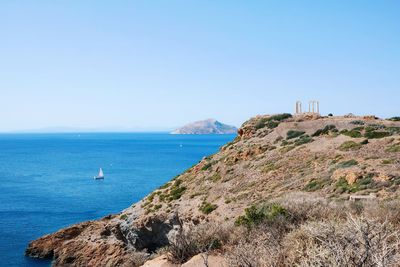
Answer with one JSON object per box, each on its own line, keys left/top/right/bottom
{"left": 26, "top": 113, "right": 400, "bottom": 266}
{"left": 171, "top": 119, "right": 237, "bottom": 134}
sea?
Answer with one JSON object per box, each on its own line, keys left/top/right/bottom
{"left": 0, "top": 133, "right": 235, "bottom": 267}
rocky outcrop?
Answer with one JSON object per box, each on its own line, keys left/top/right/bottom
{"left": 171, "top": 119, "right": 237, "bottom": 134}
{"left": 26, "top": 214, "right": 183, "bottom": 266}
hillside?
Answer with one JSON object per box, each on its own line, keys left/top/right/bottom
{"left": 171, "top": 119, "right": 237, "bottom": 134}
{"left": 26, "top": 113, "right": 400, "bottom": 266}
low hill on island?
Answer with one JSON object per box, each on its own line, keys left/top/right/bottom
{"left": 26, "top": 113, "right": 400, "bottom": 266}
{"left": 171, "top": 119, "right": 237, "bottom": 134}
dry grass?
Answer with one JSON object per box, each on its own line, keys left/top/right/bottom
{"left": 224, "top": 193, "right": 400, "bottom": 266}
{"left": 167, "top": 220, "right": 230, "bottom": 264}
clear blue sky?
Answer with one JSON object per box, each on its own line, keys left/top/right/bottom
{"left": 1, "top": 1, "right": 399, "bottom": 131}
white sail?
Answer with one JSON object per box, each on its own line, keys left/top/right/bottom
{"left": 98, "top": 168, "right": 104, "bottom": 177}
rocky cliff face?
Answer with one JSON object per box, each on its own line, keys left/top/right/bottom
{"left": 26, "top": 114, "right": 400, "bottom": 266}
{"left": 171, "top": 119, "right": 237, "bottom": 134}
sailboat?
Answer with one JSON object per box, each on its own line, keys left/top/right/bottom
{"left": 94, "top": 168, "right": 104, "bottom": 180}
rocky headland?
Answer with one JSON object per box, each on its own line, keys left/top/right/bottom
{"left": 170, "top": 119, "right": 237, "bottom": 134}
{"left": 26, "top": 113, "right": 400, "bottom": 266}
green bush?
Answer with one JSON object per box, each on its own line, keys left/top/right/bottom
{"left": 166, "top": 179, "right": 187, "bottom": 201}
{"left": 342, "top": 129, "right": 362, "bottom": 138}
{"left": 364, "top": 131, "right": 391, "bottom": 139}
{"left": 335, "top": 174, "right": 374, "bottom": 193}
{"left": 365, "top": 124, "right": 386, "bottom": 132}
{"left": 199, "top": 202, "right": 218, "bottom": 214}
{"left": 120, "top": 214, "right": 128, "bottom": 220}
{"left": 360, "top": 139, "right": 369, "bottom": 145}
{"left": 295, "top": 135, "right": 313, "bottom": 146}
{"left": 235, "top": 203, "right": 287, "bottom": 228}
{"left": 269, "top": 113, "right": 292, "bottom": 121}
{"left": 254, "top": 113, "right": 292, "bottom": 130}
{"left": 287, "top": 130, "right": 305, "bottom": 139}
{"left": 382, "top": 159, "right": 394, "bottom": 164}
{"left": 339, "top": 141, "right": 362, "bottom": 151}
{"left": 388, "top": 117, "right": 400, "bottom": 121}
{"left": 312, "top": 125, "right": 337, "bottom": 136}
{"left": 304, "top": 180, "right": 323, "bottom": 192}
{"left": 337, "top": 159, "right": 359, "bottom": 168}
{"left": 201, "top": 162, "right": 213, "bottom": 171}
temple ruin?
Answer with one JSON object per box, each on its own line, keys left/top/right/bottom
{"left": 295, "top": 100, "right": 320, "bottom": 115}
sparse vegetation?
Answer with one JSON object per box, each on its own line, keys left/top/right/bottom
{"left": 235, "top": 203, "right": 287, "bottom": 228}
{"left": 286, "top": 130, "right": 305, "bottom": 139}
{"left": 364, "top": 131, "right": 391, "bottom": 139}
{"left": 294, "top": 135, "right": 313, "bottom": 146}
{"left": 386, "top": 144, "right": 400, "bottom": 152}
{"left": 388, "top": 117, "right": 400, "bottom": 121}
{"left": 254, "top": 113, "right": 292, "bottom": 130}
{"left": 350, "top": 120, "right": 365, "bottom": 125}
{"left": 304, "top": 178, "right": 330, "bottom": 192}
{"left": 312, "top": 125, "right": 337, "bottom": 136}
{"left": 199, "top": 202, "right": 218, "bottom": 214}
{"left": 339, "top": 141, "right": 362, "bottom": 151}
{"left": 337, "top": 159, "right": 358, "bottom": 168}
{"left": 341, "top": 129, "right": 362, "bottom": 138}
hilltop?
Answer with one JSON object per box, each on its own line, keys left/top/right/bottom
{"left": 171, "top": 119, "right": 237, "bottom": 134}
{"left": 26, "top": 113, "right": 400, "bottom": 266}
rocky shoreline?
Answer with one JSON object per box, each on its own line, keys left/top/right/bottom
{"left": 26, "top": 114, "right": 400, "bottom": 266}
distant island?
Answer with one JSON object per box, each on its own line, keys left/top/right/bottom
{"left": 171, "top": 119, "right": 238, "bottom": 134}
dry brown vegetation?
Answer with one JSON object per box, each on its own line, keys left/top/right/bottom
{"left": 167, "top": 193, "right": 400, "bottom": 266}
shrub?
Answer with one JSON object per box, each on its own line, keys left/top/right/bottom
{"left": 360, "top": 139, "right": 369, "bottom": 145}
{"left": 304, "top": 180, "right": 321, "bottom": 192}
{"left": 235, "top": 203, "right": 287, "bottom": 228}
{"left": 120, "top": 214, "right": 128, "bottom": 220}
{"left": 294, "top": 135, "right": 313, "bottom": 146}
{"left": 286, "top": 130, "right": 305, "bottom": 139}
{"left": 254, "top": 113, "right": 292, "bottom": 130}
{"left": 386, "top": 144, "right": 400, "bottom": 153}
{"left": 365, "top": 124, "right": 386, "bottom": 132}
{"left": 269, "top": 113, "right": 292, "bottom": 121}
{"left": 167, "top": 179, "right": 186, "bottom": 201}
{"left": 339, "top": 141, "right": 362, "bottom": 151}
{"left": 387, "top": 127, "right": 400, "bottom": 134}
{"left": 201, "top": 162, "right": 213, "bottom": 171}
{"left": 328, "top": 113, "right": 333, "bottom": 116}
{"left": 168, "top": 222, "right": 229, "bottom": 264}
{"left": 388, "top": 117, "right": 400, "bottom": 121}
{"left": 350, "top": 120, "right": 365, "bottom": 125}
{"left": 337, "top": 159, "right": 358, "bottom": 168}
{"left": 364, "top": 131, "right": 391, "bottom": 139}
{"left": 199, "top": 202, "right": 218, "bottom": 214}
{"left": 312, "top": 125, "right": 337, "bottom": 136}
{"left": 342, "top": 129, "right": 362, "bottom": 138}
{"left": 210, "top": 173, "right": 221, "bottom": 182}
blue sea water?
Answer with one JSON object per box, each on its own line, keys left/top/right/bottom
{"left": 0, "top": 133, "right": 235, "bottom": 267}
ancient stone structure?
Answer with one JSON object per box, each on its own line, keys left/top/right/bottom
{"left": 295, "top": 100, "right": 320, "bottom": 115}
{"left": 308, "top": 100, "right": 319, "bottom": 114}
{"left": 295, "top": 101, "right": 302, "bottom": 114}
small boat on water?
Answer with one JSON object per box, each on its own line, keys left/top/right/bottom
{"left": 94, "top": 168, "right": 104, "bottom": 180}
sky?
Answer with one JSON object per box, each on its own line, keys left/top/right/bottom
{"left": 1, "top": 0, "right": 399, "bottom": 132}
